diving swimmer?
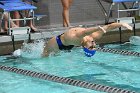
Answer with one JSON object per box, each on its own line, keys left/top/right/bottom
{"left": 42, "top": 22, "right": 132, "bottom": 57}
{"left": 13, "top": 22, "right": 132, "bottom": 57}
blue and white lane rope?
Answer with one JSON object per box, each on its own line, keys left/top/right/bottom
{"left": 0, "top": 65, "right": 136, "bottom": 93}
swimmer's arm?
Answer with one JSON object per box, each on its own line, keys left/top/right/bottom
{"left": 77, "top": 26, "right": 104, "bottom": 38}
{"left": 77, "top": 23, "right": 132, "bottom": 38}
{"left": 89, "top": 23, "right": 132, "bottom": 40}
{"left": 102, "top": 23, "right": 132, "bottom": 32}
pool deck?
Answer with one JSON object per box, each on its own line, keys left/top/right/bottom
{"left": 0, "top": 23, "right": 140, "bottom": 55}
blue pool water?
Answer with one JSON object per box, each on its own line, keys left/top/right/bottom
{"left": 0, "top": 42, "right": 140, "bottom": 93}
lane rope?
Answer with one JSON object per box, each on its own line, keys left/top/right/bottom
{"left": 0, "top": 65, "right": 136, "bottom": 93}
{"left": 97, "top": 47, "right": 140, "bottom": 57}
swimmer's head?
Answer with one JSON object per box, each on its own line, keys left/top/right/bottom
{"left": 82, "top": 40, "right": 96, "bottom": 57}
{"left": 82, "top": 40, "right": 96, "bottom": 49}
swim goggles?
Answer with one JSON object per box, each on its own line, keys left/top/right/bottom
{"left": 83, "top": 47, "right": 96, "bottom": 57}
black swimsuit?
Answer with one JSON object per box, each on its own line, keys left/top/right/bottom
{"left": 56, "top": 34, "right": 74, "bottom": 50}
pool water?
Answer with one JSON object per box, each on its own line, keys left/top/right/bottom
{"left": 0, "top": 42, "right": 140, "bottom": 93}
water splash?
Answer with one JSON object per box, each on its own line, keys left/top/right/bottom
{"left": 129, "top": 36, "right": 140, "bottom": 45}
{"left": 13, "top": 39, "right": 45, "bottom": 59}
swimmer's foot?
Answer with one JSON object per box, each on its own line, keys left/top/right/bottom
{"left": 4, "top": 24, "right": 19, "bottom": 31}
{"left": 30, "top": 27, "right": 38, "bottom": 33}
{"left": 0, "top": 29, "right": 7, "bottom": 35}
{"left": 0, "top": 28, "right": 5, "bottom": 32}
{"left": 30, "top": 26, "right": 38, "bottom": 33}
{"left": 12, "top": 24, "right": 18, "bottom": 28}
{"left": 3, "top": 27, "right": 8, "bottom": 32}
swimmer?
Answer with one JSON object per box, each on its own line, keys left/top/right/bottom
{"left": 42, "top": 22, "right": 132, "bottom": 57}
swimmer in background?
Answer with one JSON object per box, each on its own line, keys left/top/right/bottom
{"left": 42, "top": 22, "right": 132, "bottom": 57}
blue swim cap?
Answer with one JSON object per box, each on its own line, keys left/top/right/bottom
{"left": 83, "top": 47, "right": 96, "bottom": 57}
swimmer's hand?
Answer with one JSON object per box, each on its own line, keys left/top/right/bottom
{"left": 121, "top": 23, "right": 133, "bottom": 31}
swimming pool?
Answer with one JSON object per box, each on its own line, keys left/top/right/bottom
{"left": 0, "top": 41, "right": 140, "bottom": 93}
